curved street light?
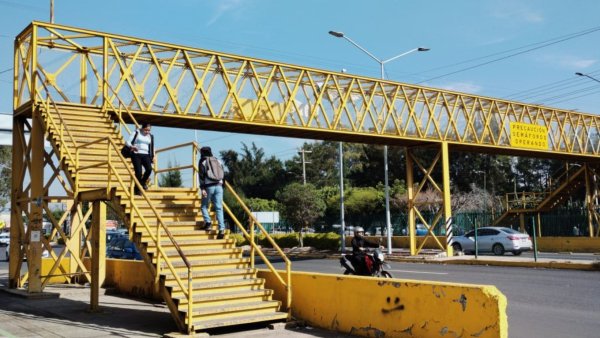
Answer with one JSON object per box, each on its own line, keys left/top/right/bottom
{"left": 329, "top": 30, "right": 430, "bottom": 254}
{"left": 575, "top": 72, "right": 600, "bottom": 84}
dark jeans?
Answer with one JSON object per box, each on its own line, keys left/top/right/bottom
{"left": 131, "top": 153, "right": 152, "bottom": 189}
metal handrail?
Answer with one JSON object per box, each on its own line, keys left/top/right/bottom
{"left": 165, "top": 142, "right": 292, "bottom": 316}
{"left": 105, "top": 84, "right": 140, "bottom": 138}
{"left": 505, "top": 165, "right": 586, "bottom": 211}
{"left": 153, "top": 141, "right": 199, "bottom": 188}
{"left": 223, "top": 181, "right": 292, "bottom": 316}
{"left": 34, "top": 79, "right": 195, "bottom": 332}
{"left": 75, "top": 136, "right": 195, "bottom": 332}
{"left": 34, "top": 74, "right": 78, "bottom": 167}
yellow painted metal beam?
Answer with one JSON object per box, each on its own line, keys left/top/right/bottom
{"left": 442, "top": 142, "right": 453, "bottom": 257}
{"left": 91, "top": 201, "right": 106, "bottom": 311}
{"left": 14, "top": 21, "right": 600, "bottom": 161}
{"left": 27, "top": 111, "right": 45, "bottom": 292}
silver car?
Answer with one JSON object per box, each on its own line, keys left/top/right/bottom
{"left": 0, "top": 232, "right": 9, "bottom": 246}
{"left": 450, "top": 227, "right": 532, "bottom": 256}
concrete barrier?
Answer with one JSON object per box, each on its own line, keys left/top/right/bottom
{"left": 536, "top": 237, "right": 600, "bottom": 253}
{"left": 259, "top": 270, "right": 507, "bottom": 338}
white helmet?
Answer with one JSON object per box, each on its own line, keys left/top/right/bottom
{"left": 354, "top": 226, "right": 365, "bottom": 237}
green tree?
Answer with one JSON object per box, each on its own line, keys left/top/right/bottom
{"left": 159, "top": 160, "right": 182, "bottom": 187}
{"left": 245, "top": 198, "right": 279, "bottom": 212}
{"left": 285, "top": 141, "right": 365, "bottom": 188}
{"left": 276, "top": 183, "right": 325, "bottom": 246}
{"left": 0, "top": 146, "right": 11, "bottom": 211}
{"left": 220, "top": 142, "right": 287, "bottom": 200}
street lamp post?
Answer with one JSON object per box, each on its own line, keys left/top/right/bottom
{"left": 575, "top": 72, "right": 600, "bottom": 84}
{"left": 339, "top": 142, "right": 346, "bottom": 253}
{"left": 329, "top": 30, "right": 429, "bottom": 254}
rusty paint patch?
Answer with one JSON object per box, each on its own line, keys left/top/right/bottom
{"left": 350, "top": 325, "right": 385, "bottom": 338}
{"left": 432, "top": 286, "right": 446, "bottom": 298}
{"left": 439, "top": 327, "right": 465, "bottom": 338}
{"left": 330, "top": 313, "right": 339, "bottom": 331}
{"left": 400, "top": 324, "right": 414, "bottom": 335}
{"left": 453, "top": 294, "right": 467, "bottom": 312}
{"left": 472, "top": 324, "right": 496, "bottom": 337}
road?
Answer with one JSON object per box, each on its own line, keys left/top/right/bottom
{"left": 1, "top": 250, "right": 599, "bottom": 337}
{"left": 259, "top": 256, "right": 600, "bottom": 338}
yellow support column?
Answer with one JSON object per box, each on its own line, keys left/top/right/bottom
{"left": 406, "top": 148, "right": 416, "bottom": 256}
{"left": 441, "top": 142, "right": 453, "bottom": 257}
{"left": 67, "top": 200, "right": 82, "bottom": 280}
{"left": 537, "top": 213, "right": 542, "bottom": 238}
{"left": 585, "top": 165, "right": 594, "bottom": 238}
{"left": 9, "top": 119, "right": 24, "bottom": 288}
{"left": 91, "top": 201, "right": 106, "bottom": 311}
{"left": 28, "top": 111, "right": 45, "bottom": 293}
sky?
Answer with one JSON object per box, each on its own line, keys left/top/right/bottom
{"left": 1, "top": 0, "right": 599, "bottom": 169}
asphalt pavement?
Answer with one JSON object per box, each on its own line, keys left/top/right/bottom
{"left": 0, "top": 249, "right": 598, "bottom": 337}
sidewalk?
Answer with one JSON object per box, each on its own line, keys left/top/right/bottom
{"left": 276, "top": 247, "right": 600, "bottom": 271}
{"left": 0, "top": 283, "right": 349, "bottom": 338}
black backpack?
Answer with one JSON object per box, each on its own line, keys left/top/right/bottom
{"left": 203, "top": 156, "right": 224, "bottom": 181}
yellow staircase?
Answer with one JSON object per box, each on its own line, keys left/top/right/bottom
{"left": 492, "top": 165, "right": 586, "bottom": 227}
{"left": 40, "top": 101, "right": 288, "bottom": 332}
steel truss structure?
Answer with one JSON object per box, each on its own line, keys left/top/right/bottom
{"left": 11, "top": 21, "right": 600, "bottom": 285}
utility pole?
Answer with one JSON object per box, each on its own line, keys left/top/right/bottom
{"left": 339, "top": 142, "right": 346, "bottom": 253}
{"left": 50, "top": 0, "right": 54, "bottom": 23}
{"left": 297, "top": 147, "right": 312, "bottom": 185}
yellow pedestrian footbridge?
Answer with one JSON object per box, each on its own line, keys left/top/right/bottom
{"left": 9, "top": 21, "right": 600, "bottom": 336}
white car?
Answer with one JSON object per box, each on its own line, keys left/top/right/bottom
{"left": 3, "top": 242, "right": 50, "bottom": 261}
{"left": 0, "top": 232, "right": 9, "bottom": 246}
{"left": 450, "top": 227, "right": 532, "bottom": 256}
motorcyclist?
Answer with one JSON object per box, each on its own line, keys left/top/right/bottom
{"left": 350, "top": 226, "right": 382, "bottom": 274}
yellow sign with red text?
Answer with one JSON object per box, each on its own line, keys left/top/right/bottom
{"left": 510, "top": 122, "right": 548, "bottom": 150}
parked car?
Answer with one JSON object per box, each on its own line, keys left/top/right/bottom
{"left": 450, "top": 226, "right": 532, "bottom": 256}
{"left": 106, "top": 236, "right": 142, "bottom": 260}
{"left": 416, "top": 224, "right": 428, "bottom": 236}
{"left": 0, "top": 232, "right": 9, "bottom": 246}
{"left": 3, "top": 242, "right": 50, "bottom": 261}
{"left": 1, "top": 244, "right": 7, "bottom": 261}
{"left": 106, "top": 230, "right": 124, "bottom": 243}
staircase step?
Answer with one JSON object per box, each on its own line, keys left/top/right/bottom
{"left": 146, "top": 239, "right": 236, "bottom": 252}
{"left": 191, "top": 311, "right": 287, "bottom": 330}
{"left": 189, "top": 301, "right": 282, "bottom": 325}
{"left": 164, "top": 268, "right": 257, "bottom": 283}
{"left": 168, "top": 277, "right": 265, "bottom": 297}
{"left": 44, "top": 102, "right": 287, "bottom": 334}
{"left": 164, "top": 247, "right": 242, "bottom": 258}
{"left": 164, "top": 258, "right": 250, "bottom": 272}
{"left": 177, "top": 289, "right": 274, "bottom": 307}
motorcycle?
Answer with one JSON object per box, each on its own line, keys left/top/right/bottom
{"left": 340, "top": 248, "right": 393, "bottom": 278}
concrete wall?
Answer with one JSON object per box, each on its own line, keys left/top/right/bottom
{"left": 259, "top": 270, "right": 508, "bottom": 338}
{"left": 44, "top": 259, "right": 507, "bottom": 337}
{"left": 536, "top": 237, "right": 600, "bottom": 253}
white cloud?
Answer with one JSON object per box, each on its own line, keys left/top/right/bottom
{"left": 206, "top": 0, "right": 246, "bottom": 26}
{"left": 491, "top": 2, "right": 544, "bottom": 23}
{"left": 561, "top": 57, "right": 597, "bottom": 69}
{"left": 535, "top": 54, "right": 598, "bottom": 69}
{"left": 437, "top": 82, "right": 482, "bottom": 94}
